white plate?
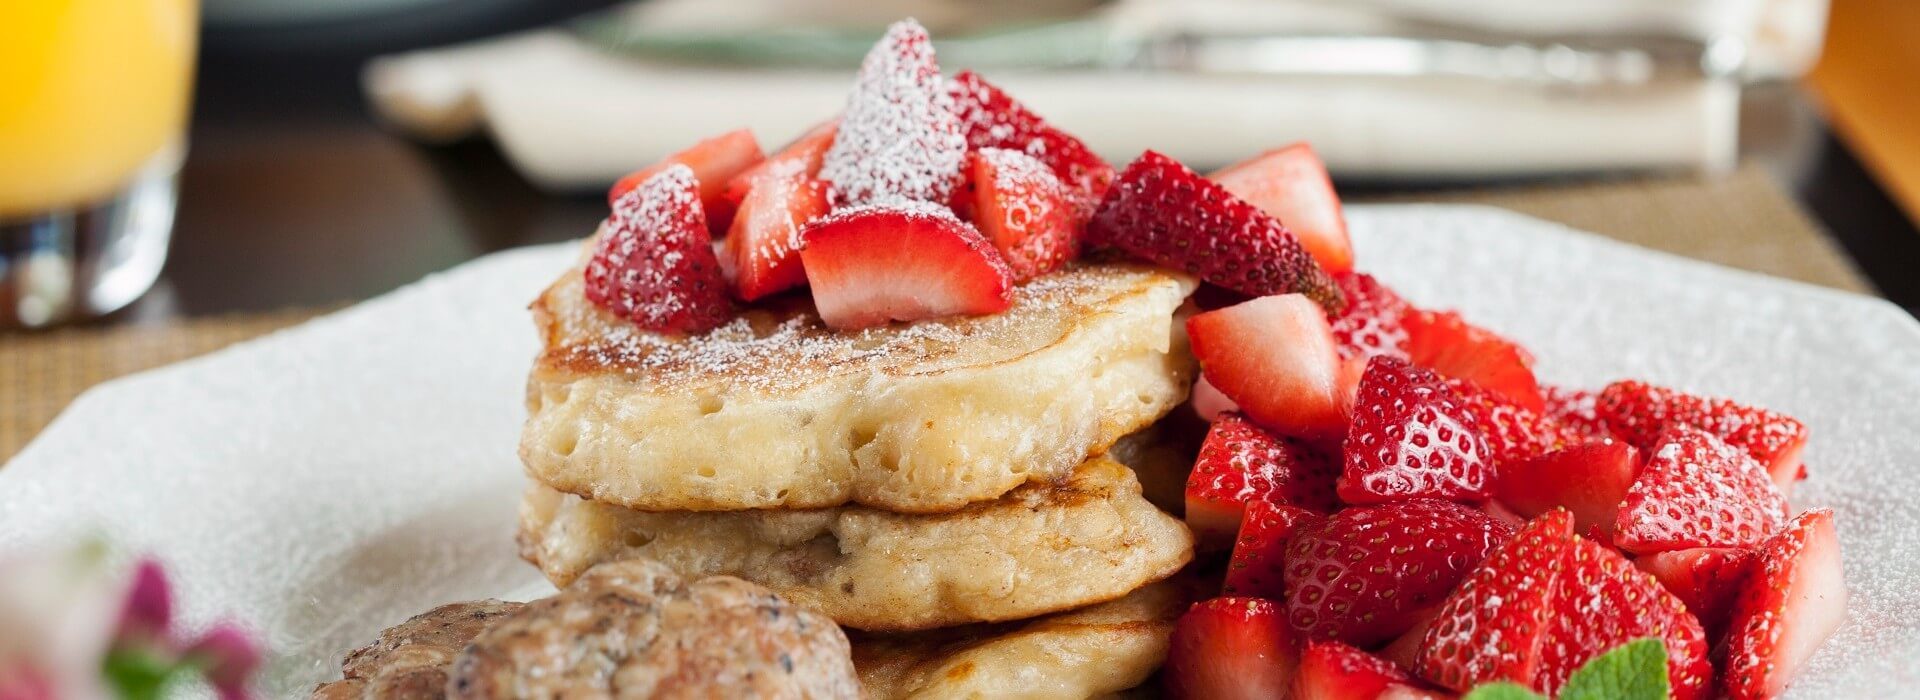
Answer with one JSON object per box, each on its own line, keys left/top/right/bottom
{"left": 3, "top": 205, "right": 1917, "bottom": 698}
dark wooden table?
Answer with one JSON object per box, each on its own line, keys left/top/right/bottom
{"left": 127, "top": 43, "right": 1920, "bottom": 322}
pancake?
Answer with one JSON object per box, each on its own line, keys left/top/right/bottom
{"left": 522, "top": 254, "right": 1196, "bottom": 514}
{"left": 517, "top": 457, "right": 1195, "bottom": 631}
{"left": 850, "top": 576, "right": 1204, "bottom": 700}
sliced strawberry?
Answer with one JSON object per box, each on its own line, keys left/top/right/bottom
{"left": 947, "top": 70, "right": 1113, "bottom": 222}
{"left": 1613, "top": 426, "right": 1789, "bottom": 555}
{"left": 1722, "top": 509, "right": 1847, "bottom": 700}
{"left": 1284, "top": 499, "right": 1512, "bottom": 647}
{"left": 608, "top": 129, "right": 765, "bottom": 234}
{"left": 724, "top": 119, "right": 837, "bottom": 207}
{"left": 1542, "top": 385, "right": 1612, "bottom": 442}
{"left": 819, "top": 19, "right": 966, "bottom": 207}
{"left": 1089, "top": 151, "right": 1344, "bottom": 311}
{"left": 1330, "top": 272, "right": 1411, "bottom": 362}
{"left": 1187, "top": 294, "right": 1348, "bottom": 439}
{"left": 1225, "top": 500, "right": 1324, "bottom": 599}
{"left": 1417, "top": 510, "right": 1575, "bottom": 692}
{"left": 1210, "top": 143, "right": 1355, "bottom": 274}
{"left": 1402, "top": 310, "right": 1543, "bottom": 412}
{"left": 1294, "top": 641, "right": 1450, "bottom": 700}
{"left": 1190, "top": 374, "right": 1241, "bottom": 423}
{"left": 797, "top": 201, "right": 1012, "bottom": 329}
{"left": 966, "top": 148, "right": 1077, "bottom": 281}
{"left": 1380, "top": 609, "right": 1441, "bottom": 671}
{"left": 1635, "top": 546, "right": 1758, "bottom": 638}
{"left": 1187, "top": 413, "right": 1339, "bottom": 550}
{"left": 1494, "top": 440, "right": 1641, "bottom": 539}
{"left": 1595, "top": 380, "right": 1809, "bottom": 492}
{"left": 1338, "top": 357, "right": 1493, "bottom": 505}
{"left": 1165, "top": 597, "right": 1299, "bottom": 700}
{"left": 723, "top": 163, "right": 831, "bottom": 301}
{"left": 1448, "top": 379, "right": 1574, "bottom": 468}
{"left": 584, "top": 165, "right": 731, "bottom": 334}
{"left": 1539, "top": 537, "right": 1714, "bottom": 699}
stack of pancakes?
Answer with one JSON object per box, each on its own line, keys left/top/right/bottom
{"left": 515, "top": 253, "right": 1203, "bottom": 698}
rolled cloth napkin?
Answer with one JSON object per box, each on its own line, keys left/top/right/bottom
{"left": 363, "top": 0, "right": 1824, "bottom": 190}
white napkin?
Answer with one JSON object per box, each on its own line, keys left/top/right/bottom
{"left": 364, "top": 29, "right": 1738, "bottom": 191}
{"left": 3, "top": 206, "right": 1919, "bottom": 697}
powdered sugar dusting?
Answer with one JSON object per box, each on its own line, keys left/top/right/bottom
{"left": 583, "top": 164, "right": 730, "bottom": 333}
{"left": 543, "top": 263, "right": 1171, "bottom": 394}
{"left": 818, "top": 19, "right": 966, "bottom": 207}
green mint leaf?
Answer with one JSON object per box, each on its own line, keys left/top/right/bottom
{"left": 1462, "top": 681, "right": 1547, "bottom": 700}
{"left": 1558, "top": 637, "right": 1670, "bottom": 700}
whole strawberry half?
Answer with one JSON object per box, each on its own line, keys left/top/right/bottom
{"left": 1721, "top": 509, "right": 1847, "bottom": 700}
{"left": 1210, "top": 142, "right": 1356, "bottom": 275}
{"left": 797, "top": 201, "right": 1012, "bottom": 329}
{"left": 1539, "top": 537, "right": 1714, "bottom": 700}
{"left": 1338, "top": 357, "right": 1493, "bottom": 505}
{"left": 1418, "top": 509, "right": 1575, "bottom": 692}
{"left": 1186, "top": 412, "right": 1339, "bottom": 550}
{"left": 1293, "top": 641, "right": 1448, "bottom": 700}
{"left": 1165, "top": 597, "right": 1299, "bottom": 700}
{"left": 723, "top": 161, "right": 831, "bottom": 301}
{"left": 608, "top": 128, "right": 765, "bottom": 235}
{"left": 1612, "top": 426, "right": 1789, "bottom": 555}
{"left": 818, "top": 19, "right": 966, "bottom": 207}
{"left": 1088, "top": 150, "right": 1344, "bottom": 312}
{"left": 1595, "top": 380, "right": 1808, "bottom": 492}
{"left": 1329, "top": 272, "right": 1411, "bottom": 362}
{"left": 1224, "top": 500, "right": 1323, "bottom": 599}
{"left": 1187, "top": 294, "right": 1350, "bottom": 439}
{"left": 1403, "top": 309, "right": 1543, "bottom": 412}
{"left": 965, "top": 148, "right": 1077, "bottom": 282}
{"left": 1635, "top": 546, "right": 1758, "bottom": 638}
{"left": 947, "top": 70, "right": 1113, "bottom": 222}
{"left": 1283, "top": 498, "right": 1512, "bottom": 647}
{"left": 584, "top": 165, "right": 732, "bottom": 334}
{"left": 1494, "top": 439, "right": 1641, "bottom": 540}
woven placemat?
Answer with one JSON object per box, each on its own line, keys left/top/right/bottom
{"left": 0, "top": 167, "right": 1870, "bottom": 461}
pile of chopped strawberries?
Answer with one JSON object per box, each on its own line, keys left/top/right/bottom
{"left": 582, "top": 19, "right": 1847, "bottom": 699}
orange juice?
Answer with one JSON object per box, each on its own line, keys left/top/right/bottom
{"left": 0, "top": 0, "right": 199, "bottom": 217}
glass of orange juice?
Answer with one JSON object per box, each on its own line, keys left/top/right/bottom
{"left": 0, "top": 0, "right": 199, "bottom": 327}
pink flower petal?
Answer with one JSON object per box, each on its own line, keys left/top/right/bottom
{"left": 184, "top": 623, "right": 260, "bottom": 700}
{"left": 115, "top": 558, "right": 172, "bottom": 644}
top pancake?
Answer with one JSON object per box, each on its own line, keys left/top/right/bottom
{"left": 522, "top": 247, "right": 1196, "bottom": 514}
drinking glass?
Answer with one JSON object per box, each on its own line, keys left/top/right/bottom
{"left": 0, "top": 0, "right": 198, "bottom": 327}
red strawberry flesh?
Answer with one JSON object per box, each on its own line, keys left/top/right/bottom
{"left": 1612, "top": 426, "right": 1789, "bottom": 554}
{"left": 1539, "top": 537, "right": 1713, "bottom": 699}
{"left": 1210, "top": 142, "right": 1356, "bottom": 274}
{"left": 1330, "top": 272, "right": 1411, "bottom": 363}
{"left": 1224, "top": 500, "right": 1323, "bottom": 599}
{"left": 819, "top": 19, "right": 966, "bottom": 207}
{"left": 1283, "top": 498, "right": 1512, "bottom": 647}
{"left": 947, "top": 70, "right": 1113, "bottom": 222}
{"left": 967, "top": 148, "right": 1077, "bottom": 281}
{"left": 1338, "top": 357, "right": 1493, "bottom": 505}
{"left": 1187, "top": 294, "right": 1349, "bottom": 439}
{"left": 609, "top": 129, "right": 765, "bottom": 234}
{"left": 1634, "top": 546, "right": 1758, "bottom": 638}
{"left": 1165, "top": 597, "right": 1299, "bottom": 700}
{"left": 1722, "top": 509, "right": 1847, "bottom": 700}
{"left": 1493, "top": 440, "right": 1641, "bottom": 539}
{"left": 1089, "top": 150, "right": 1344, "bottom": 311}
{"left": 1186, "top": 413, "right": 1338, "bottom": 550}
{"left": 797, "top": 201, "right": 1012, "bottom": 329}
{"left": 723, "top": 163, "right": 831, "bottom": 301}
{"left": 1402, "top": 310, "right": 1543, "bottom": 412}
{"left": 1595, "top": 380, "right": 1809, "bottom": 492}
{"left": 1293, "top": 641, "right": 1439, "bottom": 700}
{"left": 1417, "top": 510, "right": 1575, "bottom": 692}
{"left": 584, "top": 165, "right": 732, "bottom": 333}
{"left": 725, "top": 119, "right": 837, "bottom": 206}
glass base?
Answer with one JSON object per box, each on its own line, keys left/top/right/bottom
{"left": 0, "top": 145, "right": 180, "bottom": 329}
